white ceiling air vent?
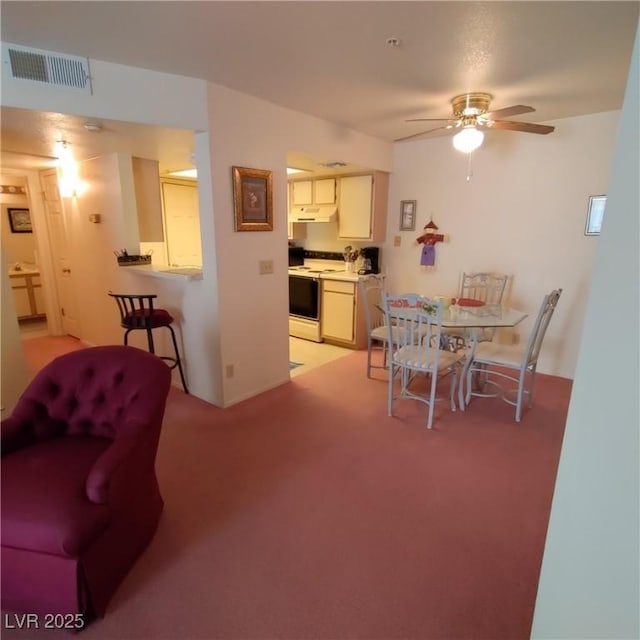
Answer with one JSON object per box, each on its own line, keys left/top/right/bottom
{"left": 2, "top": 43, "right": 92, "bottom": 94}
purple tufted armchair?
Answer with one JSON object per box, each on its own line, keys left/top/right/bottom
{"left": 1, "top": 345, "right": 171, "bottom": 625}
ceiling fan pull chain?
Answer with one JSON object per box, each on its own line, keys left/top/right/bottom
{"left": 466, "top": 152, "right": 474, "bottom": 182}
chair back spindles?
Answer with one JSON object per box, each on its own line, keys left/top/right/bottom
{"left": 465, "top": 287, "right": 562, "bottom": 422}
{"left": 107, "top": 292, "right": 188, "bottom": 393}
{"left": 525, "top": 288, "right": 562, "bottom": 367}
{"left": 459, "top": 272, "right": 508, "bottom": 305}
{"left": 383, "top": 293, "right": 464, "bottom": 429}
{"left": 358, "top": 275, "right": 395, "bottom": 378}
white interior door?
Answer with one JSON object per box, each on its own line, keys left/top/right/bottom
{"left": 162, "top": 180, "right": 202, "bottom": 267}
{"left": 40, "top": 170, "right": 81, "bottom": 337}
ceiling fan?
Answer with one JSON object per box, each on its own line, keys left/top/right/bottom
{"left": 395, "top": 92, "right": 555, "bottom": 152}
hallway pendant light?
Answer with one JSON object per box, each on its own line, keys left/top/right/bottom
{"left": 452, "top": 126, "right": 484, "bottom": 153}
{"left": 55, "top": 140, "right": 85, "bottom": 197}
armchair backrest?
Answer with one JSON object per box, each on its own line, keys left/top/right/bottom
{"left": 6, "top": 346, "right": 171, "bottom": 445}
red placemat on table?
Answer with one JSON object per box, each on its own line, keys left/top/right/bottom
{"left": 456, "top": 298, "right": 485, "bottom": 307}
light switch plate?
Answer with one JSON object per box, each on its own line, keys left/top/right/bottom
{"left": 259, "top": 259, "right": 274, "bottom": 275}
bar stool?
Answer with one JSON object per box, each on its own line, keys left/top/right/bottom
{"left": 108, "top": 292, "right": 189, "bottom": 393}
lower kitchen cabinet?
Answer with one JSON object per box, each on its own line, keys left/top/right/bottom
{"left": 321, "top": 279, "right": 367, "bottom": 348}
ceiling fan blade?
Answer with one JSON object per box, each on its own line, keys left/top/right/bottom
{"left": 405, "top": 117, "right": 455, "bottom": 123}
{"left": 394, "top": 125, "right": 450, "bottom": 143}
{"left": 483, "top": 104, "right": 535, "bottom": 119}
{"left": 490, "top": 120, "right": 555, "bottom": 134}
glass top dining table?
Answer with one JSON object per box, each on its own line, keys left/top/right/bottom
{"left": 384, "top": 302, "right": 528, "bottom": 410}
{"left": 384, "top": 302, "right": 527, "bottom": 329}
{"left": 440, "top": 304, "right": 528, "bottom": 330}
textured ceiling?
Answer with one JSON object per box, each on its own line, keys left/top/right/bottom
{"left": 1, "top": 1, "right": 638, "bottom": 171}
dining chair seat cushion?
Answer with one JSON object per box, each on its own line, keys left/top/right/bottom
{"left": 370, "top": 325, "right": 410, "bottom": 343}
{"left": 472, "top": 341, "right": 525, "bottom": 368}
{"left": 1, "top": 437, "right": 111, "bottom": 557}
{"left": 124, "top": 308, "right": 173, "bottom": 329}
{"left": 457, "top": 298, "right": 485, "bottom": 307}
{"left": 394, "top": 345, "right": 461, "bottom": 371}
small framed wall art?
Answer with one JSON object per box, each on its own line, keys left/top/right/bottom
{"left": 8, "top": 207, "right": 32, "bottom": 233}
{"left": 585, "top": 194, "right": 606, "bottom": 236}
{"left": 400, "top": 200, "right": 417, "bottom": 231}
{"left": 232, "top": 166, "right": 273, "bottom": 232}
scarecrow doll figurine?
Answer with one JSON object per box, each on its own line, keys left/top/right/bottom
{"left": 416, "top": 220, "right": 445, "bottom": 266}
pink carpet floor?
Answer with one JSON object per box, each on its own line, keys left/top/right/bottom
{"left": 3, "top": 344, "right": 571, "bottom": 640}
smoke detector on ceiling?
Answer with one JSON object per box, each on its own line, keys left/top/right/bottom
{"left": 320, "top": 161, "right": 347, "bottom": 168}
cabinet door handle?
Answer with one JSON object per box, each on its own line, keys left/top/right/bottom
{"left": 62, "top": 268, "right": 71, "bottom": 274}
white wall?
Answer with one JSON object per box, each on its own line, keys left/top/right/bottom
{"left": 531, "top": 26, "right": 639, "bottom": 639}
{"left": 206, "top": 84, "right": 393, "bottom": 405}
{"left": 0, "top": 175, "right": 36, "bottom": 264}
{"left": 383, "top": 110, "right": 620, "bottom": 379}
{"left": 0, "top": 248, "right": 30, "bottom": 415}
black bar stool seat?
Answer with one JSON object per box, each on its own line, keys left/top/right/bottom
{"left": 108, "top": 292, "right": 189, "bottom": 393}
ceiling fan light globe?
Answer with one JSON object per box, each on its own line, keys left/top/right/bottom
{"left": 452, "top": 126, "right": 484, "bottom": 153}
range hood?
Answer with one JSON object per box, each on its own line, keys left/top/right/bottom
{"left": 288, "top": 205, "right": 337, "bottom": 223}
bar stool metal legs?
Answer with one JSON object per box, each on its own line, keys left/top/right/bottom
{"left": 110, "top": 292, "right": 189, "bottom": 394}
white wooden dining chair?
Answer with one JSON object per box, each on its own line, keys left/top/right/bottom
{"left": 358, "top": 275, "right": 398, "bottom": 378}
{"left": 464, "top": 288, "right": 562, "bottom": 422}
{"left": 445, "top": 272, "right": 509, "bottom": 351}
{"left": 384, "top": 294, "right": 465, "bottom": 429}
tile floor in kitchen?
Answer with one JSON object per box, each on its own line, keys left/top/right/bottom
{"left": 289, "top": 336, "right": 353, "bottom": 377}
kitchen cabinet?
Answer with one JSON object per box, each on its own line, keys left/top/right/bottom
{"left": 290, "top": 178, "right": 336, "bottom": 206}
{"left": 291, "top": 180, "right": 313, "bottom": 205}
{"left": 338, "top": 172, "right": 388, "bottom": 242}
{"left": 314, "top": 178, "right": 337, "bottom": 204}
{"left": 132, "top": 157, "right": 164, "bottom": 242}
{"left": 161, "top": 178, "right": 202, "bottom": 267}
{"left": 321, "top": 278, "right": 367, "bottom": 348}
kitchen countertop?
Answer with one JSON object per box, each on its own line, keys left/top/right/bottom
{"left": 121, "top": 264, "right": 203, "bottom": 281}
{"left": 288, "top": 259, "right": 380, "bottom": 282}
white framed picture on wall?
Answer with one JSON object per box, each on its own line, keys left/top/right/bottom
{"left": 400, "top": 200, "right": 416, "bottom": 231}
{"left": 585, "top": 195, "right": 606, "bottom": 236}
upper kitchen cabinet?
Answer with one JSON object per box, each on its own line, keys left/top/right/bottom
{"left": 314, "top": 178, "right": 337, "bottom": 204}
{"left": 132, "top": 157, "right": 164, "bottom": 242}
{"left": 338, "top": 172, "right": 388, "bottom": 242}
{"left": 290, "top": 178, "right": 336, "bottom": 206}
{"left": 160, "top": 177, "right": 202, "bottom": 267}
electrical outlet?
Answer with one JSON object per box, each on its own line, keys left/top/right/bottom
{"left": 259, "top": 259, "right": 274, "bottom": 275}
{"left": 393, "top": 235, "right": 401, "bottom": 247}
{"left": 225, "top": 364, "right": 234, "bottom": 378}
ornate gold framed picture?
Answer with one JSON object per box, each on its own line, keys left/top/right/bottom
{"left": 232, "top": 166, "right": 273, "bottom": 232}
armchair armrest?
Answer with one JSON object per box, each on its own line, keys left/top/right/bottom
{"left": 85, "top": 432, "right": 140, "bottom": 504}
{"left": 1, "top": 415, "right": 36, "bottom": 456}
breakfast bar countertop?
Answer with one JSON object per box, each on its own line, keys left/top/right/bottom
{"left": 121, "top": 264, "right": 204, "bottom": 281}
